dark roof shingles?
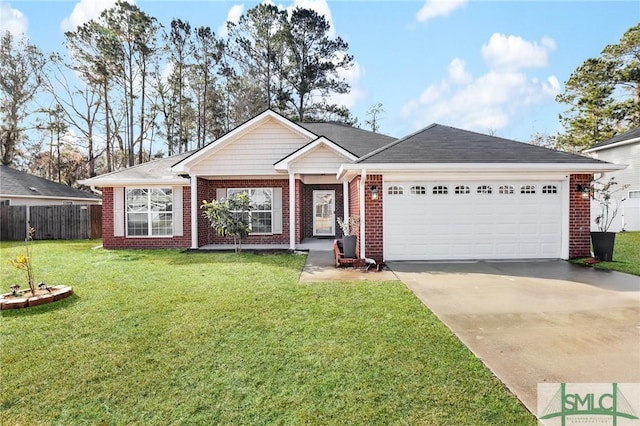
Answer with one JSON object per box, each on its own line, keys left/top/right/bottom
{"left": 0, "top": 166, "right": 101, "bottom": 199}
{"left": 588, "top": 127, "right": 640, "bottom": 150}
{"left": 360, "top": 124, "right": 608, "bottom": 164}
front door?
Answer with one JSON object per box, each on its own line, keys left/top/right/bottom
{"left": 313, "top": 190, "right": 335, "bottom": 236}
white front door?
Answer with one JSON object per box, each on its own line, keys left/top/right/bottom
{"left": 313, "top": 190, "right": 335, "bottom": 236}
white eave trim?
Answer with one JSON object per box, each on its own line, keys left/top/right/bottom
{"left": 0, "top": 194, "right": 101, "bottom": 202}
{"left": 172, "top": 110, "right": 317, "bottom": 174}
{"left": 274, "top": 137, "right": 358, "bottom": 171}
{"left": 583, "top": 137, "right": 640, "bottom": 153}
{"left": 77, "top": 177, "right": 191, "bottom": 187}
{"left": 337, "top": 162, "right": 628, "bottom": 180}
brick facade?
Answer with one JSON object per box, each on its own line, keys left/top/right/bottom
{"left": 569, "top": 173, "right": 593, "bottom": 258}
{"left": 363, "top": 174, "right": 384, "bottom": 263}
{"left": 102, "top": 186, "right": 192, "bottom": 249}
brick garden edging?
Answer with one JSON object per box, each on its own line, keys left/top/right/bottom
{"left": 0, "top": 285, "right": 73, "bottom": 310}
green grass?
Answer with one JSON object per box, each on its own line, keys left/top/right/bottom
{"left": 573, "top": 231, "right": 640, "bottom": 276}
{"left": 1, "top": 240, "right": 535, "bottom": 425}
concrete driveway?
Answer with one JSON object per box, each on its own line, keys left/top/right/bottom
{"left": 389, "top": 260, "right": 640, "bottom": 415}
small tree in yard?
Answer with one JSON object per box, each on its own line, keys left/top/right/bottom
{"left": 201, "top": 192, "right": 253, "bottom": 253}
{"left": 591, "top": 176, "right": 630, "bottom": 232}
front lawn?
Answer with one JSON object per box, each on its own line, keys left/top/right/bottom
{"left": 573, "top": 231, "right": 640, "bottom": 276}
{"left": 1, "top": 240, "right": 534, "bottom": 425}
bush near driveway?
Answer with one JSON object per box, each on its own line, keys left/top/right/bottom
{"left": 0, "top": 240, "right": 535, "bottom": 425}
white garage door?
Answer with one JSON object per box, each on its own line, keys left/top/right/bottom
{"left": 384, "top": 181, "right": 563, "bottom": 261}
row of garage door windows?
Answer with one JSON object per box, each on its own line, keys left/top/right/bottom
{"left": 386, "top": 184, "right": 559, "bottom": 196}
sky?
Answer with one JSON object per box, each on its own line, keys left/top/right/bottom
{"left": 1, "top": 0, "right": 639, "bottom": 143}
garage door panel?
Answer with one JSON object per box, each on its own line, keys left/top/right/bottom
{"left": 384, "top": 181, "right": 563, "bottom": 260}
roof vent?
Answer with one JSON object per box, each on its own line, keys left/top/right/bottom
{"left": 28, "top": 187, "right": 38, "bottom": 191}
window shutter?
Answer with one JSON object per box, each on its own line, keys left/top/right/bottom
{"left": 272, "top": 187, "right": 282, "bottom": 234}
{"left": 173, "top": 186, "right": 183, "bottom": 236}
{"left": 216, "top": 188, "right": 226, "bottom": 201}
{"left": 113, "top": 187, "right": 125, "bottom": 237}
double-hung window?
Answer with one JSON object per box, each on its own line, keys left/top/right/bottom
{"left": 227, "top": 188, "right": 273, "bottom": 234}
{"left": 126, "top": 188, "right": 173, "bottom": 236}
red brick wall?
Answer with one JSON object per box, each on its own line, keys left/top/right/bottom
{"left": 102, "top": 186, "right": 192, "bottom": 249}
{"left": 569, "top": 173, "right": 593, "bottom": 258}
{"left": 300, "top": 184, "right": 344, "bottom": 239}
{"left": 363, "top": 174, "right": 383, "bottom": 263}
{"left": 295, "top": 180, "right": 302, "bottom": 244}
{"left": 199, "top": 179, "right": 291, "bottom": 245}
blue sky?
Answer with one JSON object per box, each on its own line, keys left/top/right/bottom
{"left": 1, "top": 0, "right": 639, "bottom": 142}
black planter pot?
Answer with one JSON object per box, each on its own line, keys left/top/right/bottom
{"left": 342, "top": 235, "right": 357, "bottom": 259}
{"left": 591, "top": 232, "right": 616, "bottom": 261}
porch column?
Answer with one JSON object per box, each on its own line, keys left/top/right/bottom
{"left": 190, "top": 175, "right": 198, "bottom": 249}
{"left": 289, "top": 173, "right": 296, "bottom": 250}
{"left": 343, "top": 181, "right": 349, "bottom": 223}
{"left": 359, "top": 169, "right": 367, "bottom": 258}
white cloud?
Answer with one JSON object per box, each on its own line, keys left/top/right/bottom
{"left": 0, "top": 1, "right": 28, "bottom": 35}
{"left": 416, "top": 0, "right": 466, "bottom": 23}
{"left": 401, "top": 34, "right": 560, "bottom": 134}
{"left": 60, "top": 0, "right": 120, "bottom": 32}
{"left": 218, "top": 4, "right": 244, "bottom": 38}
{"left": 330, "top": 61, "right": 366, "bottom": 108}
{"left": 481, "top": 33, "right": 556, "bottom": 71}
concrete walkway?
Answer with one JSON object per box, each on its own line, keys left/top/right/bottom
{"left": 299, "top": 250, "right": 398, "bottom": 282}
{"left": 389, "top": 260, "right": 640, "bottom": 415}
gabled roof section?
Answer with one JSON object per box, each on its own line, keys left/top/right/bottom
{"left": 78, "top": 152, "right": 192, "bottom": 186}
{"left": 173, "top": 109, "right": 317, "bottom": 173}
{"left": 297, "top": 121, "right": 396, "bottom": 157}
{"left": 583, "top": 127, "right": 640, "bottom": 153}
{"left": 1, "top": 165, "right": 101, "bottom": 200}
{"left": 274, "top": 136, "right": 358, "bottom": 171}
{"left": 359, "top": 123, "right": 611, "bottom": 164}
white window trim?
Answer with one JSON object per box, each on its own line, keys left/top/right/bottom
{"left": 125, "top": 188, "right": 174, "bottom": 238}
{"left": 227, "top": 188, "right": 274, "bottom": 235}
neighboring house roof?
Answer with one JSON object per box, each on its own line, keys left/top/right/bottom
{"left": 583, "top": 127, "right": 640, "bottom": 153}
{"left": 359, "top": 124, "right": 611, "bottom": 164}
{"left": 296, "top": 122, "right": 396, "bottom": 157}
{"left": 0, "top": 165, "right": 101, "bottom": 200}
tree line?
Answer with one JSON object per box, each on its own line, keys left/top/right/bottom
{"left": 0, "top": 1, "right": 357, "bottom": 185}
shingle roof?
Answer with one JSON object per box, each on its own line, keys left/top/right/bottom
{"left": 359, "top": 124, "right": 609, "bottom": 164}
{"left": 297, "top": 122, "right": 396, "bottom": 157}
{"left": 0, "top": 166, "right": 101, "bottom": 200}
{"left": 82, "top": 151, "right": 193, "bottom": 182}
{"left": 587, "top": 127, "right": 640, "bottom": 150}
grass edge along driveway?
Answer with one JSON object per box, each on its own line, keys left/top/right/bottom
{"left": 572, "top": 231, "right": 640, "bottom": 276}
{"left": 1, "top": 240, "right": 535, "bottom": 425}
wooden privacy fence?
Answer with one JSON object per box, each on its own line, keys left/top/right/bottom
{"left": 0, "top": 205, "right": 102, "bottom": 241}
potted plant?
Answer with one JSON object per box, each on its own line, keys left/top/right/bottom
{"left": 590, "top": 176, "right": 629, "bottom": 261}
{"left": 337, "top": 216, "right": 359, "bottom": 259}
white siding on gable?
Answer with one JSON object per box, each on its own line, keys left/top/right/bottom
{"left": 190, "top": 118, "right": 311, "bottom": 175}
{"left": 590, "top": 142, "right": 640, "bottom": 231}
{"left": 289, "top": 144, "right": 350, "bottom": 174}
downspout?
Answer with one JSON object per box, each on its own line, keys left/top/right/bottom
{"left": 359, "top": 169, "right": 366, "bottom": 258}
{"left": 89, "top": 186, "right": 102, "bottom": 196}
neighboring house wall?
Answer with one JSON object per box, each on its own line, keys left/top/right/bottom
{"left": 102, "top": 187, "right": 192, "bottom": 249}
{"left": 2, "top": 196, "right": 101, "bottom": 206}
{"left": 569, "top": 174, "right": 593, "bottom": 258}
{"left": 589, "top": 143, "right": 639, "bottom": 231}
